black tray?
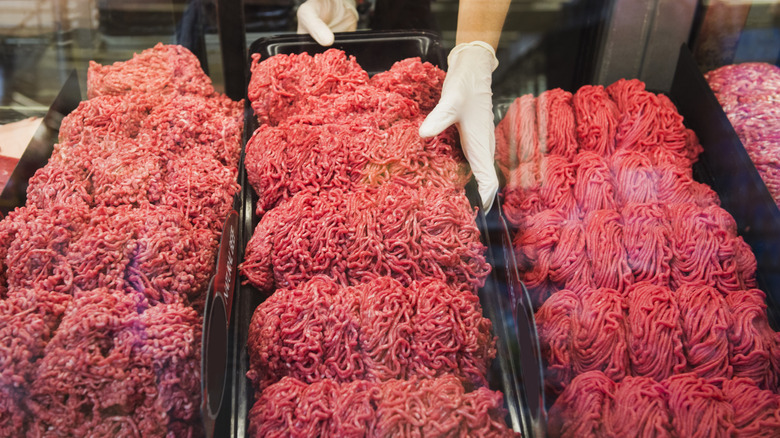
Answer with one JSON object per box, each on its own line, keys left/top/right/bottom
{"left": 221, "top": 30, "right": 542, "bottom": 438}
{"left": 669, "top": 44, "right": 780, "bottom": 329}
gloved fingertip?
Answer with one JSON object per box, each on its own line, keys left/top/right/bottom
{"left": 313, "top": 30, "right": 335, "bottom": 46}
{"left": 420, "top": 107, "right": 459, "bottom": 138}
{"left": 418, "top": 117, "right": 444, "bottom": 138}
{"left": 475, "top": 170, "right": 499, "bottom": 213}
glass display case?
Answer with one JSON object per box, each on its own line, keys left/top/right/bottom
{"left": 0, "top": 1, "right": 778, "bottom": 437}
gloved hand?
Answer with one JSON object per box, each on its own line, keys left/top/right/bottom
{"left": 419, "top": 41, "right": 500, "bottom": 212}
{"left": 297, "top": 0, "right": 358, "bottom": 46}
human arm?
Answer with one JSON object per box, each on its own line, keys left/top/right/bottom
{"left": 419, "top": 0, "right": 511, "bottom": 212}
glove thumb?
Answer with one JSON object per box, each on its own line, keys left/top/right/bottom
{"left": 419, "top": 101, "right": 459, "bottom": 138}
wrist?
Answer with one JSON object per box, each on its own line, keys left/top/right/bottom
{"left": 448, "top": 41, "right": 499, "bottom": 72}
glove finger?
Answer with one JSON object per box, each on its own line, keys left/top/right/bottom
{"left": 297, "top": 4, "right": 336, "bottom": 46}
{"left": 329, "top": 8, "right": 358, "bottom": 32}
{"left": 459, "top": 118, "right": 499, "bottom": 212}
{"left": 419, "top": 102, "right": 459, "bottom": 138}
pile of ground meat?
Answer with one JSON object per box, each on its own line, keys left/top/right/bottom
{"left": 497, "top": 78, "right": 779, "bottom": 434}
{"left": 249, "top": 375, "right": 515, "bottom": 437}
{"left": 246, "top": 276, "right": 495, "bottom": 392}
{"left": 242, "top": 49, "right": 516, "bottom": 436}
{"left": 548, "top": 370, "right": 780, "bottom": 438}
{"left": 0, "top": 44, "right": 242, "bottom": 437}
{"left": 536, "top": 282, "right": 779, "bottom": 394}
{"left": 705, "top": 63, "right": 780, "bottom": 206}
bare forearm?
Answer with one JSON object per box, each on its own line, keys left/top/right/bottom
{"left": 455, "top": 0, "right": 511, "bottom": 49}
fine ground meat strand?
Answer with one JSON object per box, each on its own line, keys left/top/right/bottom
{"left": 570, "top": 287, "right": 630, "bottom": 381}
{"left": 547, "top": 370, "right": 616, "bottom": 438}
{"left": 534, "top": 289, "right": 580, "bottom": 395}
{"left": 677, "top": 283, "right": 733, "bottom": 379}
{"left": 721, "top": 377, "right": 780, "bottom": 437}
{"left": 664, "top": 373, "right": 736, "bottom": 438}
{"left": 667, "top": 203, "right": 757, "bottom": 293}
{"left": 705, "top": 62, "right": 780, "bottom": 207}
{"left": 625, "top": 282, "right": 687, "bottom": 381}
{"left": 573, "top": 85, "right": 619, "bottom": 157}
{"left": 620, "top": 202, "right": 674, "bottom": 287}
{"left": 602, "top": 375, "right": 673, "bottom": 438}
{"left": 248, "top": 49, "right": 369, "bottom": 126}
{"left": 726, "top": 289, "right": 778, "bottom": 390}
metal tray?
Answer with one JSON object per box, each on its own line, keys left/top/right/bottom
{"left": 220, "top": 30, "right": 542, "bottom": 438}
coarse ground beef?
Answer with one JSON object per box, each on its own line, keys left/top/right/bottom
{"left": 245, "top": 118, "right": 465, "bottom": 214}
{"left": 240, "top": 180, "right": 489, "bottom": 294}
{"left": 0, "top": 43, "right": 242, "bottom": 437}
{"left": 87, "top": 43, "right": 216, "bottom": 98}
{"left": 244, "top": 48, "right": 512, "bottom": 436}
{"left": 246, "top": 275, "right": 496, "bottom": 392}
{"left": 248, "top": 376, "right": 519, "bottom": 437}
{"left": 248, "top": 49, "right": 369, "bottom": 126}
{"left": 368, "top": 57, "right": 445, "bottom": 112}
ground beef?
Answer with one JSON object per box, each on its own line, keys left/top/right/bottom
{"left": 726, "top": 289, "right": 777, "bottom": 391}
{"left": 246, "top": 276, "right": 495, "bottom": 392}
{"left": 124, "top": 205, "right": 219, "bottom": 306}
{"left": 248, "top": 49, "right": 369, "bottom": 126}
{"left": 142, "top": 93, "right": 244, "bottom": 166}
{"left": 549, "top": 371, "right": 780, "bottom": 438}
{"left": 58, "top": 94, "right": 158, "bottom": 146}
{"left": 582, "top": 209, "right": 632, "bottom": 292}
{"left": 705, "top": 62, "right": 780, "bottom": 207}
{"left": 620, "top": 202, "right": 674, "bottom": 287}
{"left": 625, "top": 282, "right": 687, "bottom": 381}
{"left": 573, "top": 85, "right": 620, "bottom": 157}
{"left": 537, "top": 88, "right": 578, "bottom": 160}
{"left": 87, "top": 43, "right": 216, "bottom": 98}
{"left": 3, "top": 204, "right": 91, "bottom": 294}
{"left": 24, "top": 161, "right": 93, "bottom": 210}
{"left": 535, "top": 280, "right": 780, "bottom": 396}
{"left": 570, "top": 286, "right": 630, "bottom": 381}
{"left": 24, "top": 288, "right": 162, "bottom": 437}
{"left": 601, "top": 375, "right": 672, "bottom": 438}
{"left": 244, "top": 48, "right": 511, "bottom": 436}
{"left": 0, "top": 287, "right": 71, "bottom": 386}
{"left": 722, "top": 377, "right": 780, "bottom": 437}
{"left": 534, "top": 289, "right": 580, "bottom": 395}
{"left": 248, "top": 376, "right": 518, "bottom": 437}
{"left": 666, "top": 203, "right": 756, "bottom": 293}
{"left": 665, "top": 373, "right": 736, "bottom": 438}
{"left": 241, "top": 180, "right": 489, "bottom": 294}
{"left": 368, "top": 57, "right": 445, "bottom": 112}
{"left": 547, "top": 370, "right": 615, "bottom": 438}
{"left": 136, "top": 300, "right": 203, "bottom": 423}
{"left": 0, "top": 43, "right": 241, "bottom": 436}
{"left": 572, "top": 151, "right": 618, "bottom": 213}
{"left": 149, "top": 149, "right": 240, "bottom": 235}
{"left": 245, "top": 118, "right": 464, "bottom": 214}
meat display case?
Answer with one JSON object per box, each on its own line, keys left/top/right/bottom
{"left": 0, "top": 0, "right": 779, "bottom": 437}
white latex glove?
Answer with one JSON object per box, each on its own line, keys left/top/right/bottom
{"left": 297, "top": 0, "right": 358, "bottom": 46}
{"left": 419, "top": 41, "right": 500, "bottom": 213}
